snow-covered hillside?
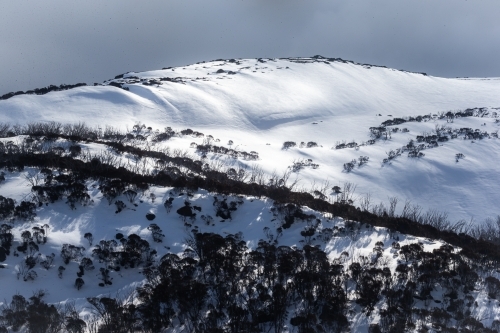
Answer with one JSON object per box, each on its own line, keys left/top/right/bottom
{"left": 0, "top": 170, "right": 499, "bottom": 332}
{"left": 1, "top": 56, "right": 500, "bottom": 332}
{"left": 2, "top": 57, "right": 499, "bottom": 131}
{"left": 2, "top": 56, "right": 498, "bottom": 223}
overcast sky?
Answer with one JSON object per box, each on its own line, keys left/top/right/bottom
{"left": 1, "top": 0, "right": 499, "bottom": 95}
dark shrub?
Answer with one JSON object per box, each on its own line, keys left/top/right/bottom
{"left": 69, "top": 145, "right": 82, "bottom": 157}
{"left": 180, "top": 129, "right": 194, "bottom": 135}
{"left": 282, "top": 141, "right": 296, "bottom": 150}
{"left": 75, "top": 277, "right": 85, "bottom": 290}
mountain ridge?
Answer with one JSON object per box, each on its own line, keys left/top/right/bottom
{"left": 1, "top": 56, "right": 499, "bottom": 131}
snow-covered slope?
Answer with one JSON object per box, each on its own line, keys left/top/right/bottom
{"left": 3, "top": 57, "right": 498, "bottom": 223}
{"left": 0, "top": 171, "right": 499, "bottom": 332}
{"left": 1, "top": 57, "right": 500, "bottom": 331}
{"left": 1, "top": 57, "right": 499, "bottom": 131}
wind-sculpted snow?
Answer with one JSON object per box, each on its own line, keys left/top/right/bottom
{"left": 0, "top": 57, "right": 499, "bottom": 131}
{"left": 0, "top": 57, "right": 499, "bottom": 224}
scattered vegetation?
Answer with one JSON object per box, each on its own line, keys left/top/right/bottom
{"left": 196, "top": 143, "right": 259, "bottom": 160}
{"left": 0, "top": 83, "right": 87, "bottom": 100}
{"left": 0, "top": 119, "right": 500, "bottom": 331}
{"left": 282, "top": 141, "right": 296, "bottom": 150}
{"left": 289, "top": 158, "right": 319, "bottom": 172}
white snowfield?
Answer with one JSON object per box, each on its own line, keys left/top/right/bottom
{"left": 0, "top": 57, "right": 500, "bottom": 330}
{"left": 2, "top": 57, "right": 498, "bottom": 224}
{"left": 2, "top": 57, "right": 499, "bottom": 131}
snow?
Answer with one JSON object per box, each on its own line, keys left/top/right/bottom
{"left": 0, "top": 172, "right": 439, "bottom": 306}
{"left": 0, "top": 169, "right": 499, "bottom": 330}
{"left": 1, "top": 58, "right": 499, "bottom": 224}
{"left": 1, "top": 57, "right": 500, "bottom": 330}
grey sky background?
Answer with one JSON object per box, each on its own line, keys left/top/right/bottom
{"left": 1, "top": 0, "right": 499, "bottom": 95}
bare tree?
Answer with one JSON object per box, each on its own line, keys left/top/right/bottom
{"left": 372, "top": 202, "right": 386, "bottom": 217}
{"left": 337, "top": 182, "right": 357, "bottom": 204}
{"left": 400, "top": 199, "right": 412, "bottom": 219}
{"left": 24, "top": 170, "right": 42, "bottom": 187}
{"left": 359, "top": 193, "right": 371, "bottom": 212}
{"left": 0, "top": 122, "right": 11, "bottom": 137}
{"left": 399, "top": 199, "right": 425, "bottom": 222}
{"left": 249, "top": 164, "right": 265, "bottom": 185}
{"left": 388, "top": 197, "right": 398, "bottom": 217}
{"left": 311, "top": 179, "right": 330, "bottom": 201}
